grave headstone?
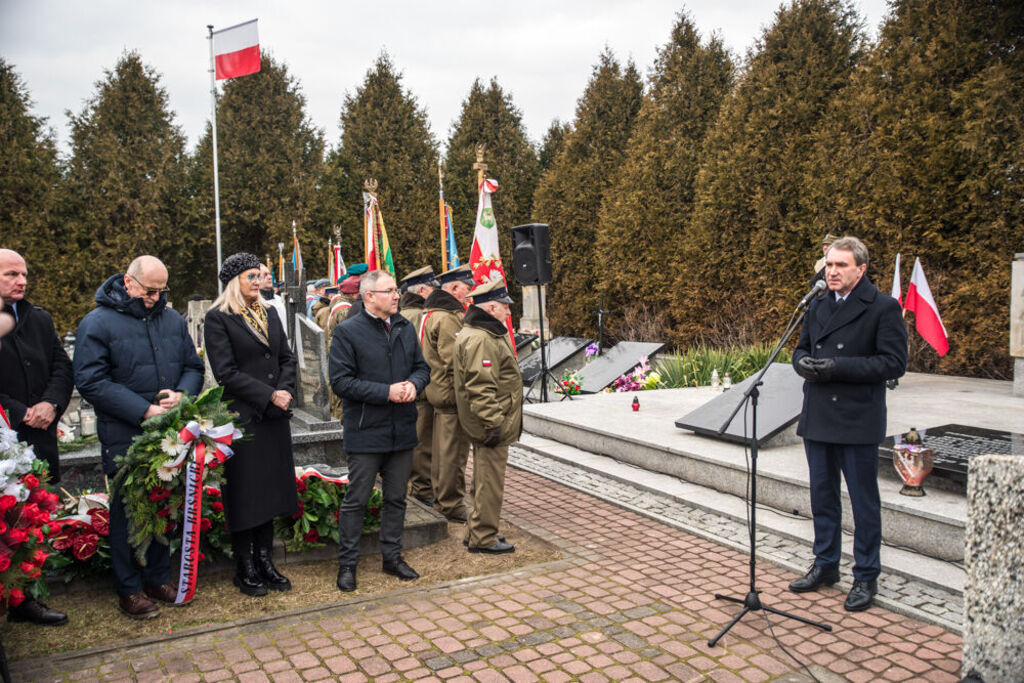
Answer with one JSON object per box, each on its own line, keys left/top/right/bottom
{"left": 519, "top": 336, "right": 591, "bottom": 386}
{"left": 577, "top": 341, "right": 665, "bottom": 393}
{"left": 519, "top": 285, "right": 549, "bottom": 334}
{"left": 293, "top": 315, "right": 330, "bottom": 421}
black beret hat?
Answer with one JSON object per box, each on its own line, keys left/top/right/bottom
{"left": 219, "top": 252, "right": 261, "bottom": 284}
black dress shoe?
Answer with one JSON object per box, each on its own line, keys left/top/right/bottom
{"left": 468, "top": 541, "right": 515, "bottom": 555}
{"left": 788, "top": 564, "right": 840, "bottom": 593}
{"left": 844, "top": 579, "right": 877, "bottom": 612}
{"left": 337, "top": 565, "right": 357, "bottom": 592}
{"left": 7, "top": 598, "right": 68, "bottom": 626}
{"left": 234, "top": 556, "right": 268, "bottom": 597}
{"left": 463, "top": 535, "right": 505, "bottom": 547}
{"left": 255, "top": 547, "right": 292, "bottom": 591}
{"left": 382, "top": 558, "right": 420, "bottom": 581}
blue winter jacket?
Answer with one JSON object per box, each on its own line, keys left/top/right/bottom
{"left": 73, "top": 274, "right": 204, "bottom": 472}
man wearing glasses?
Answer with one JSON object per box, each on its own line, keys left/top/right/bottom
{"left": 329, "top": 270, "right": 430, "bottom": 592}
{"left": 73, "top": 255, "right": 204, "bottom": 619}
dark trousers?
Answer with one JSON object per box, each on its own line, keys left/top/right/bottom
{"left": 109, "top": 491, "right": 171, "bottom": 597}
{"left": 804, "top": 439, "right": 882, "bottom": 582}
{"left": 337, "top": 449, "right": 412, "bottom": 567}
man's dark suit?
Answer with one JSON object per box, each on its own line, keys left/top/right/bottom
{"left": 793, "top": 275, "right": 907, "bottom": 581}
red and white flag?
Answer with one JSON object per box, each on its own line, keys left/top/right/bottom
{"left": 212, "top": 19, "right": 261, "bottom": 81}
{"left": 469, "top": 178, "right": 517, "bottom": 355}
{"left": 904, "top": 258, "right": 949, "bottom": 356}
{"left": 891, "top": 253, "right": 902, "bottom": 305}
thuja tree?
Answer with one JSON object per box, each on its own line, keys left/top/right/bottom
{"left": 189, "top": 54, "right": 325, "bottom": 294}
{"left": 595, "top": 12, "right": 734, "bottom": 340}
{"left": 323, "top": 54, "right": 439, "bottom": 276}
{"left": 532, "top": 49, "right": 643, "bottom": 336}
{"left": 537, "top": 119, "right": 571, "bottom": 174}
{"left": 60, "top": 51, "right": 191, "bottom": 322}
{"left": 674, "top": 0, "right": 864, "bottom": 346}
{"left": 806, "top": 0, "right": 1024, "bottom": 377}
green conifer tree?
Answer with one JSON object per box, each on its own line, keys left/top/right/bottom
{"left": 60, "top": 51, "right": 191, "bottom": 323}
{"left": 806, "top": 0, "right": 1024, "bottom": 377}
{"left": 532, "top": 50, "right": 643, "bottom": 335}
{"left": 595, "top": 13, "right": 734, "bottom": 340}
{"left": 189, "top": 54, "right": 325, "bottom": 293}
{"left": 675, "top": 0, "right": 863, "bottom": 346}
{"left": 324, "top": 54, "right": 439, "bottom": 276}
{"left": 538, "top": 119, "right": 571, "bottom": 174}
{"left": 0, "top": 60, "right": 66, "bottom": 328}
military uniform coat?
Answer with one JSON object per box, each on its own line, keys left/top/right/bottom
{"left": 422, "top": 290, "right": 466, "bottom": 410}
{"left": 204, "top": 305, "right": 299, "bottom": 532}
{"left": 453, "top": 306, "right": 522, "bottom": 446}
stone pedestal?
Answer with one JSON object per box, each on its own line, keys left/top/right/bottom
{"left": 1012, "top": 253, "right": 1023, "bottom": 396}
{"left": 963, "top": 454, "right": 1024, "bottom": 680}
{"left": 519, "top": 285, "right": 550, "bottom": 334}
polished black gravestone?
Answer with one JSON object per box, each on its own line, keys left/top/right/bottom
{"left": 514, "top": 332, "right": 538, "bottom": 353}
{"left": 878, "top": 424, "right": 1023, "bottom": 495}
{"left": 519, "top": 336, "right": 591, "bottom": 385}
{"left": 578, "top": 341, "right": 665, "bottom": 393}
{"left": 675, "top": 363, "right": 804, "bottom": 446}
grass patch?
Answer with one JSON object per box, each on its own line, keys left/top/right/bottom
{"left": 3, "top": 520, "right": 559, "bottom": 662}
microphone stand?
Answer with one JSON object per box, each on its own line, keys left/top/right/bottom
{"left": 708, "top": 302, "right": 831, "bottom": 647}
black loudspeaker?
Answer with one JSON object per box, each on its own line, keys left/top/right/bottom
{"left": 511, "top": 223, "right": 552, "bottom": 285}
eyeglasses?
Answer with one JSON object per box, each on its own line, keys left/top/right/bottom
{"left": 245, "top": 273, "right": 260, "bottom": 281}
{"left": 370, "top": 288, "right": 400, "bottom": 296}
{"left": 127, "top": 273, "right": 170, "bottom": 297}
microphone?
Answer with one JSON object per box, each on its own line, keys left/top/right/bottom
{"left": 797, "top": 279, "right": 828, "bottom": 309}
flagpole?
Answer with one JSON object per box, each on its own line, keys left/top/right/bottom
{"left": 207, "top": 25, "right": 224, "bottom": 294}
{"left": 438, "top": 161, "right": 448, "bottom": 272}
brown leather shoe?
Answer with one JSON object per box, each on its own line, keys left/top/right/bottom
{"left": 119, "top": 593, "right": 160, "bottom": 620}
{"left": 144, "top": 583, "right": 184, "bottom": 606}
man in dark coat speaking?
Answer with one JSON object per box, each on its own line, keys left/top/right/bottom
{"left": 789, "top": 236, "right": 907, "bottom": 612}
{"left": 74, "top": 255, "right": 204, "bottom": 619}
{"left": 329, "top": 270, "right": 430, "bottom": 592}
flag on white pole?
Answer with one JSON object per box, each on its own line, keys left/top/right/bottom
{"left": 904, "top": 258, "right": 949, "bottom": 356}
{"left": 212, "top": 19, "right": 260, "bottom": 80}
{"left": 891, "top": 253, "right": 902, "bottom": 306}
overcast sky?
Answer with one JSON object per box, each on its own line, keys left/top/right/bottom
{"left": 2, "top": 0, "right": 890, "bottom": 156}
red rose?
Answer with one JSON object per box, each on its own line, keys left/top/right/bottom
{"left": 39, "top": 491, "right": 61, "bottom": 512}
{"left": 20, "top": 474, "right": 39, "bottom": 490}
{"left": 369, "top": 506, "right": 380, "bottom": 517}
{"left": 88, "top": 509, "right": 110, "bottom": 536}
{"left": 291, "top": 501, "right": 305, "bottom": 519}
{"left": 200, "top": 518, "right": 212, "bottom": 532}
{"left": 28, "top": 528, "right": 42, "bottom": 543}
{"left": 0, "top": 555, "right": 10, "bottom": 572}
{"left": 210, "top": 501, "right": 224, "bottom": 513}
{"left": 156, "top": 508, "right": 170, "bottom": 518}
{"left": 8, "top": 588, "right": 25, "bottom": 607}
{"left": 303, "top": 528, "right": 319, "bottom": 543}
{"left": 32, "top": 549, "right": 48, "bottom": 566}
{"left": 19, "top": 561, "right": 35, "bottom": 574}
{"left": 0, "top": 495, "right": 18, "bottom": 514}
{"left": 0, "top": 521, "right": 7, "bottom": 535}
{"left": 3, "top": 528, "right": 28, "bottom": 547}
{"left": 296, "top": 478, "right": 308, "bottom": 493}
{"left": 72, "top": 532, "right": 99, "bottom": 561}
{"left": 198, "top": 552, "right": 206, "bottom": 562}
{"left": 203, "top": 486, "right": 221, "bottom": 497}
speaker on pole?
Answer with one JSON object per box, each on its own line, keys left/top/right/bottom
{"left": 511, "top": 223, "right": 552, "bottom": 286}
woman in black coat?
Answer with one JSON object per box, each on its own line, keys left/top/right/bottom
{"left": 204, "top": 253, "right": 298, "bottom": 597}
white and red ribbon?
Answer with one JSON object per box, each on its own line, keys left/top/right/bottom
{"left": 172, "top": 419, "right": 240, "bottom": 604}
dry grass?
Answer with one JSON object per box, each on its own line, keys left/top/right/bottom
{"left": 2, "top": 521, "right": 560, "bottom": 662}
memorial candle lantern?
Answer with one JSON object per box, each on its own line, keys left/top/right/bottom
{"left": 893, "top": 427, "right": 934, "bottom": 496}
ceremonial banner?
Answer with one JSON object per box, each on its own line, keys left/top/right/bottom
{"left": 444, "top": 204, "right": 460, "bottom": 269}
{"left": 332, "top": 244, "right": 346, "bottom": 284}
{"left": 291, "top": 221, "right": 303, "bottom": 275}
{"left": 891, "top": 253, "right": 902, "bottom": 305}
{"left": 364, "top": 193, "right": 394, "bottom": 275}
{"left": 904, "top": 258, "right": 949, "bottom": 356}
{"left": 469, "top": 178, "right": 517, "bottom": 354}
{"left": 212, "top": 19, "right": 260, "bottom": 81}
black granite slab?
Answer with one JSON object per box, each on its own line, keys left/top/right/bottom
{"left": 578, "top": 341, "right": 666, "bottom": 393}
{"left": 519, "top": 336, "right": 591, "bottom": 385}
{"left": 674, "top": 363, "right": 804, "bottom": 446}
{"left": 514, "top": 332, "right": 538, "bottom": 352}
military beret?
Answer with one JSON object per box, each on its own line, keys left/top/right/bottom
{"left": 345, "top": 263, "right": 369, "bottom": 276}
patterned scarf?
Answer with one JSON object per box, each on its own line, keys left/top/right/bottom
{"left": 241, "top": 300, "right": 270, "bottom": 347}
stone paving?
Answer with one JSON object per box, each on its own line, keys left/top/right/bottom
{"left": 11, "top": 460, "right": 962, "bottom": 681}
{"left": 509, "top": 446, "right": 965, "bottom": 633}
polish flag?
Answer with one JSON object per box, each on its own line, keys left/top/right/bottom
{"left": 891, "top": 253, "right": 902, "bottom": 305}
{"left": 904, "top": 258, "right": 949, "bottom": 356}
{"left": 213, "top": 19, "right": 260, "bottom": 81}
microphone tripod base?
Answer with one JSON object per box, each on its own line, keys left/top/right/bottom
{"left": 707, "top": 591, "right": 831, "bottom": 648}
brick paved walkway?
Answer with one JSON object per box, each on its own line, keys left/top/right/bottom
{"left": 12, "top": 464, "right": 962, "bottom": 681}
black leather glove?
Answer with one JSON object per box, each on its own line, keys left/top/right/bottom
{"left": 797, "top": 357, "right": 836, "bottom": 382}
{"left": 796, "top": 356, "right": 820, "bottom": 381}
{"left": 482, "top": 428, "right": 503, "bottom": 448}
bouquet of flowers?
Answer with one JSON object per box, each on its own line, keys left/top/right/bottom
{"left": 0, "top": 409, "right": 61, "bottom": 608}
{"left": 275, "top": 467, "right": 382, "bottom": 552}
{"left": 46, "top": 491, "right": 112, "bottom": 582}
{"left": 609, "top": 356, "right": 662, "bottom": 392}
{"left": 110, "top": 386, "right": 240, "bottom": 565}
{"left": 556, "top": 370, "right": 582, "bottom": 396}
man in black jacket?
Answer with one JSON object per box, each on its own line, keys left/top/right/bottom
{"left": 790, "top": 236, "right": 907, "bottom": 612}
{"left": 329, "top": 270, "right": 430, "bottom": 592}
{"left": 0, "top": 249, "right": 72, "bottom": 626}
{"left": 74, "top": 255, "right": 204, "bottom": 619}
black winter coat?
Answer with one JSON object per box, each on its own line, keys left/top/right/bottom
{"left": 793, "top": 276, "right": 907, "bottom": 445}
{"left": 73, "top": 275, "right": 204, "bottom": 472}
{"left": 0, "top": 299, "right": 73, "bottom": 480}
{"left": 329, "top": 309, "right": 430, "bottom": 453}
{"left": 203, "top": 305, "right": 298, "bottom": 531}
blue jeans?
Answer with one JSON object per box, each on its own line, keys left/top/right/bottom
{"left": 109, "top": 492, "right": 171, "bottom": 597}
{"left": 337, "top": 449, "right": 413, "bottom": 567}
